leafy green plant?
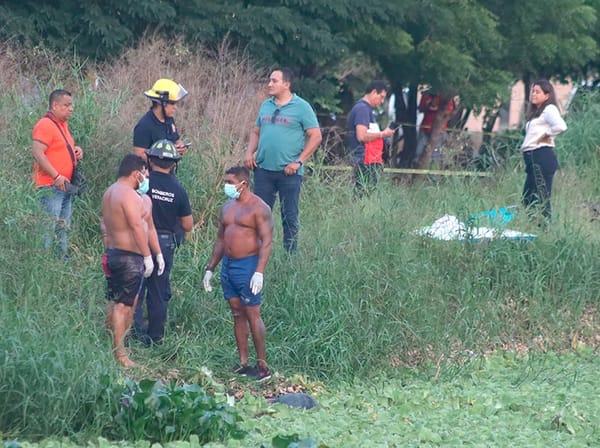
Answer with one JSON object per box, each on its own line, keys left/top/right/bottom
{"left": 102, "top": 378, "right": 246, "bottom": 444}
{"left": 2, "top": 36, "right": 600, "bottom": 448}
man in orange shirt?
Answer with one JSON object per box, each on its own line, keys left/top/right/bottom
{"left": 32, "top": 89, "right": 83, "bottom": 258}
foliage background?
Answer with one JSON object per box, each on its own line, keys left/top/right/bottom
{"left": 2, "top": 39, "right": 600, "bottom": 444}
{"left": 1, "top": 0, "right": 598, "bottom": 111}
{"left": 1, "top": 30, "right": 600, "bottom": 448}
{"left": 2, "top": 0, "right": 599, "bottom": 167}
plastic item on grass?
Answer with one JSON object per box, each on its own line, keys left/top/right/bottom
{"left": 467, "top": 205, "right": 517, "bottom": 229}
{"left": 415, "top": 213, "right": 537, "bottom": 242}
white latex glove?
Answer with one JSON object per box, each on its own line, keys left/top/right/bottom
{"left": 156, "top": 253, "right": 165, "bottom": 276}
{"left": 203, "top": 270, "right": 213, "bottom": 292}
{"left": 250, "top": 272, "right": 264, "bottom": 295}
{"left": 143, "top": 256, "right": 154, "bottom": 278}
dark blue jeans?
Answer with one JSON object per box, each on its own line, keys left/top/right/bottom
{"left": 134, "top": 231, "right": 176, "bottom": 343}
{"left": 522, "top": 146, "right": 559, "bottom": 220}
{"left": 253, "top": 167, "right": 302, "bottom": 253}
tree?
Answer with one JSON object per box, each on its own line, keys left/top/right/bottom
{"left": 357, "top": 0, "right": 511, "bottom": 168}
{"left": 2, "top": 0, "right": 598, "bottom": 170}
{"left": 0, "top": 0, "right": 384, "bottom": 113}
{"left": 481, "top": 0, "right": 598, "bottom": 99}
{"left": 585, "top": 0, "right": 600, "bottom": 76}
{"left": 0, "top": 0, "right": 180, "bottom": 59}
{"left": 469, "top": 0, "right": 598, "bottom": 165}
{"left": 185, "top": 0, "right": 407, "bottom": 112}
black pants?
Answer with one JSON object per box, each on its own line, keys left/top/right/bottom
{"left": 134, "top": 231, "right": 177, "bottom": 343}
{"left": 354, "top": 163, "right": 383, "bottom": 196}
{"left": 522, "top": 146, "right": 559, "bottom": 220}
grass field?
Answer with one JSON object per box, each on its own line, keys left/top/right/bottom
{"left": 1, "top": 40, "right": 600, "bottom": 447}
{"left": 6, "top": 352, "right": 600, "bottom": 447}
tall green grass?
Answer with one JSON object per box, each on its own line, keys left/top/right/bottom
{"left": 1, "top": 40, "right": 599, "bottom": 441}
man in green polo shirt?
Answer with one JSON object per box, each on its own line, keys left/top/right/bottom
{"left": 244, "top": 68, "right": 322, "bottom": 253}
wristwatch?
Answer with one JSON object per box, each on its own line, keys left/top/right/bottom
{"left": 294, "top": 159, "right": 303, "bottom": 165}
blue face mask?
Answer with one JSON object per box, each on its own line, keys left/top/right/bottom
{"left": 137, "top": 174, "right": 150, "bottom": 195}
{"left": 224, "top": 182, "right": 241, "bottom": 199}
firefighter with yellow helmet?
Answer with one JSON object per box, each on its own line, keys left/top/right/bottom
{"left": 133, "top": 79, "right": 190, "bottom": 159}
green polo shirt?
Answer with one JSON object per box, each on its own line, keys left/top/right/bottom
{"left": 255, "top": 94, "right": 319, "bottom": 175}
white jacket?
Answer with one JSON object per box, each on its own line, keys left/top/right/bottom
{"left": 521, "top": 104, "right": 567, "bottom": 152}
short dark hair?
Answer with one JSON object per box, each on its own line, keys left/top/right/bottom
{"left": 277, "top": 67, "right": 294, "bottom": 88}
{"left": 365, "top": 80, "right": 389, "bottom": 95}
{"left": 49, "top": 89, "right": 72, "bottom": 110}
{"left": 225, "top": 165, "right": 250, "bottom": 183}
{"left": 117, "top": 154, "right": 146, "bottom": 178}
{"left": 148, "top": 156, "right": 176, "bottom": 170}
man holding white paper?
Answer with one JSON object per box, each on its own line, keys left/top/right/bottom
{"left": 347, "top": 80, "right": 395, "bottom": 195}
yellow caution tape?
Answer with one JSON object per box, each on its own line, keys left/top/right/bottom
{"left": 312, "top": 164, "right": 493, "bottom": 177}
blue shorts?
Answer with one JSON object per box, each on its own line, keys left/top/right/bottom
{"left": 220, "top": 255, "right": 262, "bottom": 306}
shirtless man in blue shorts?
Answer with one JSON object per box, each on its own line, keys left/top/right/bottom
{"left": 101, "top": 154, "right": 163, "bottom": 367}
{"left": 203, "top": 166, "right": 274, "bottom": 382}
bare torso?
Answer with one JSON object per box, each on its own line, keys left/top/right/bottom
{"left": 102, "top": 181, "right": 149, "bottom": 254}
{"left": 222, "top": 195, "right": 265, "bottom": 258}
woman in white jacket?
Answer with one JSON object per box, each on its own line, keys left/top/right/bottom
{"left": 520, "top": 79, "right": 567, "bottom": 221}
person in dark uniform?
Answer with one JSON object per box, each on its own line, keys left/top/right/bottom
{"left": 133, "top": 78, "right": 190, "bottom": 245}
{"left": 133, "top": 139, "right": 193, "bottom": 345}
{"left": 133, "top": 78, "right": 190, "bottom": 160}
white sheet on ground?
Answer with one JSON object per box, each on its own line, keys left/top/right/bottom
{"left": 415, "top": 214, "right": 537, "bottom": 241}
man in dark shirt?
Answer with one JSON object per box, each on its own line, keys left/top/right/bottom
{"left": 133, "top": 79, "right": 189, "bottom": 160}
{"left": 347, "top": 80, "right": 394, "bottom": 195}
{"left": 133, "top": 139, "right": 193, "bottom": 344}
{"left": 134, "top": 78, "right": 190, "bottom": 246}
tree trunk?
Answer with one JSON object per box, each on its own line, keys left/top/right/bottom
{"left": 395, "top": 82, "right": 418, "bottom": 168}
{"left": 475, "top": 108, "right": 500, "bottom": 168}
{"left": 415, "top": 94, "right": 454, "bottom": 170}
{"left": 448, "top": 105, "right": 470, "bottom": 130}
{"left": 523, "top": 73, "right": 532, "bottom": 104}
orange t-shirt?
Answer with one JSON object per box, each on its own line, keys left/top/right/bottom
{"left": 32, "top": 116, "right": 75, "bottom": 187}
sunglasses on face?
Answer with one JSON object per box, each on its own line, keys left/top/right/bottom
{"left": 271, "top": 109, "right": 280, "bottom": 124}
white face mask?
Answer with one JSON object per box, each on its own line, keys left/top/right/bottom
{"left": 136, "top": 172, "right": 149, "bottom": 195}
{"left": 224, "top": 182, "right": 243, "bottom": 199}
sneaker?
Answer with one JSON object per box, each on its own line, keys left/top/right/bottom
{"left": 254, "top": 364, "right": 272, "bottom": 383}
{"left": 232, "top": 363, "right": 256, "bottom": 376}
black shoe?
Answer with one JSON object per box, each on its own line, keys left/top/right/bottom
{"left": 232, "top": 363, "right": 256, "bottom": 376}
{"left": 132, "top": 333, "right": 153, "bottom": 347}
{"left": 254, "top": 364, "right": 272, "bottom": 383}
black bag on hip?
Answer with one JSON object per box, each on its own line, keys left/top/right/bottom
{"left": 65, "top": 164, "right": 88, "bottom": 196}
